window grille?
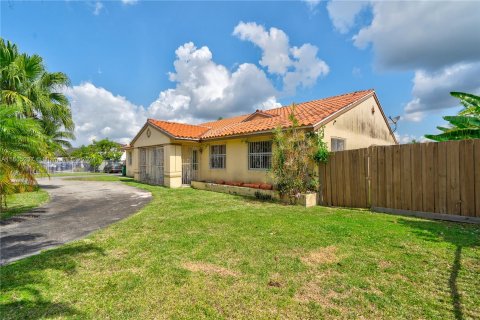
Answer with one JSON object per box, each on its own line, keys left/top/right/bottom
{"left": 210, "top": 145, "right": 226, "bottom": 169}
{"left": 127, "top": 151, "right": 132, "bottom": 165}
{"left": 192, "top": 149, "right": 198, "bottom": 171}
{"left": 248, "top": 141, "right": 272, "bottom": 170}
{"left": 331, "top": 138, "right": 346, "bottom": 152}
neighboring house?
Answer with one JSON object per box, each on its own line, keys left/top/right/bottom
{"left": 125, "top": 89, "right": 397, "bottom": 188}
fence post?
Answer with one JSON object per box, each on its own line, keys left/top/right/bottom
{"left": 367, "top": 146, "right": 374, "bottom": 208}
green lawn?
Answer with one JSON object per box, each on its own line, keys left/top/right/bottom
{"left": 0, "top": 189, "right": 49, "bottom": 220}
{"left": 1, "top": 178, "right": 479, "bottom": 319}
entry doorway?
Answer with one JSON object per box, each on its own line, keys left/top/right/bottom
{"left": 182, "top": 146, "right": 199, "bottom": 185}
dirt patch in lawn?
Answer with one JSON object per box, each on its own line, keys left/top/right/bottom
{"left": 267, "top": 272, "right": 283, "bottom": 288}
{"left": 183, "top": 262, "right": 240, "bottom": 277}
{"left": 295, "top": 271, "right": 382, "bottom": 314}
{"left": 301, "top": 246, "right": 340, "bottom": 265}
{"left": 378, "top": 260, "right": 393, "bottom": 269}
{"left": 294, "top": 271, "right": 345, "bottom": 310}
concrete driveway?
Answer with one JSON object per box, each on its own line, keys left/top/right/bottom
{"left": 0, "top": 177, "right": 152, "bottom": 265}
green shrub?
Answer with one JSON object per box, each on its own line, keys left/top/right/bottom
{"left": 271, "top": 105, "right": 329, "bottom": 203}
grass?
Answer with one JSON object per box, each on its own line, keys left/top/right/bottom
{"left": 0, "top": 190, "right": 49, "bottom": 220}
{"left": 1, "top": 176, "right": 479, "bottom": 319}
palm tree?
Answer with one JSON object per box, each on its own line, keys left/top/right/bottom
{"left": 425, "top": 92, "right": 480, "bottom": 141}
{"left": 0, "top": 105, "right": 50, "bottom": 210}
{"left": 0, "top": 38, "right": 75, "bottom": 207}
{"left": 0, "top": 38, "right": 75, "bottom": 135}
{"left": 40, "top": 119, "right": 75, "bottom": 155}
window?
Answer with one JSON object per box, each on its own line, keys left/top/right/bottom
{"left": 192, "top": 150, "right": 198, "bottom": 171}
{"left": 127, "top": 151, "right": 132, "bottom": 165}
{"left": 210, "top": 145, "right": 226, "bottom": 169}
{"left": 248, "top": 141, "right": 272, "bottom": 170}
{"left": 331, "top": 138, "right": 345, "bottom": 152}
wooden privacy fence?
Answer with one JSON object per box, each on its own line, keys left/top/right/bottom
{"left": 318, "top": 139, "right": 480, "bottom": 220}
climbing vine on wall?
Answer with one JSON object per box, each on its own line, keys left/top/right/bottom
{"left": 271, "top": 105, "right": 329, "bottom": 203}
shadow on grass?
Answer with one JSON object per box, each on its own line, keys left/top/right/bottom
{"left": 37, "top": 184, "right": 60, "bottom": 190}
{"left": 398, "top": 219, "right": 479, "bottom": 320}
{"left": 0, "top": 243, "right": 105, "bottom": 320}
{"left": 0, "top": 204, "right": 42, "bottom": 221}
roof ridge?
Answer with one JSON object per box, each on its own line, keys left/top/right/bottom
{"left": 200, "top": 119, "right": 245, "bottom": 136}
{"left": 199, "top": 113, "right": 249, "bottom": 125}
{"left": 264, "top": 89, "right": 375, "bottom": 113}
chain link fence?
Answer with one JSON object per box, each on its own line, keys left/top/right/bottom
{"left": 39, "top": 160, "right": 93, "bottom": 174}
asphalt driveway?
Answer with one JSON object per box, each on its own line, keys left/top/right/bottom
{"left": 0, "top": 177, "right": 152, "bottom": 265}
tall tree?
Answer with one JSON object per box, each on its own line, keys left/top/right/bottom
{"left": 0, "top": 38, "right": 75, "bottom": 136}
{"left": 40, "top": 119, "right": 75, "bottom": 155}
{"left": 71, "top": 139, "right": 123, "bottom": 172}
{"left": 91, "top": 139, "right": 123, "bottom": 161}
{"left": 0, "top": 38, "right": 75, "bottom": 207}
{"left": 0, "top": 105, "right": 50, "bottom": 209}
{"left": 425, "top": 92, "right": 480, "bottom": 141}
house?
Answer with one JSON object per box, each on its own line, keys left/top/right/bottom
{"left": 125, "top": 89, "right": 397, "bottom": 188}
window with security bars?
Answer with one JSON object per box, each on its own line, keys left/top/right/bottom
{"left": 331, "top": 138, "right": 346, "bottom": 152}
{"left": 248, "top": 141, "right": 272, "bottom": 170}
{"left": 192, "top": 150, "right": 198, "bottom": 171}
{"left": 210, "top": 145, "right": 226, "bottom": 169}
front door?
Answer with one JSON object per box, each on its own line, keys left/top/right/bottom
{"left": 182, "top": 146, "right": 199, "bottom": 185}
{"left": 139, "top": 148, "right": 147, "bottom": 182}
{"left": 151, "top": 146, "right": 164, "bottom": 185}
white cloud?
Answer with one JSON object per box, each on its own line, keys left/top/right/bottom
{"left": 93, "top": 1, "right": 103, "bottom": 15}
{"left": 352, "top": 67, "right": 361, "bottom": 78}
{"left": 283, "top": 44, "right": 329, "bottom": 94}
{"left": 326, "top": 1, "right": 480, "bottom": 118}
{"left": 64, "top": 82, "right": 146, "bottom": 146}
{"left": 121, "top": 0, "right": 138, "bottom": 5}
{"left": 233, "top": 21, "right": 329, "bottom": 94}
{"left": 63, "top": 39, "right": 286, "bottom": 145}
{"left": 394, "top": 133, "right": 429, "bottom": 144}
{"left": 402, "top": 110, "right": 425, "bottom": 123}
{"left": 148, "top": 42, "right": 279, "bottom": 122}
{"left": 66, "top": 22, "right": 332, "bottom": 145}
{"left": 327, "top": 0, "right": 367, "bottom": 34}
{"left": 303, "top": 0, "right": 321, "bottom": 8}
{"left": 233, "top": 22, "right": 291, "bottom": 75}
{"left": 326, "top": 1, "right": 480, "bottom": 71}
{"left": 404, "top": 62, "right": 480, "bottom": 121}
{"left": 302, "top": 0, "right": 322, "bottom": 13}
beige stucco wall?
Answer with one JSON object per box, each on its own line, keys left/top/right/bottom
{"left": 164, "top": 144, "right": 183, "bottom": 188}
{"left": 197, "top": 135, "right": 273, "bottom": 184}
{"left": 321, "top": 96, "right": 396, "bottom": 150}
{"left": 126, "top": 124, "right": 171, "bottom": 178}
{"left": 126, "top": 124, "right": 185, "bottom": 187}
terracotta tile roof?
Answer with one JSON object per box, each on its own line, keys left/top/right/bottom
{"left": 241, "top": 109, "right": 275, "bottom": 122}
{"left": 147, "top": 119, "right": 210, "bottom": 139}
{"left": 146, "top": 89, "right": 375, "bottom": 140}
{"left": 200, "top": 114, "right": 251, "bottom": 130}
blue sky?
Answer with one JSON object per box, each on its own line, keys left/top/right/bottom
{"left": 2, "top": 0, "right": 479, "bottom": 145}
